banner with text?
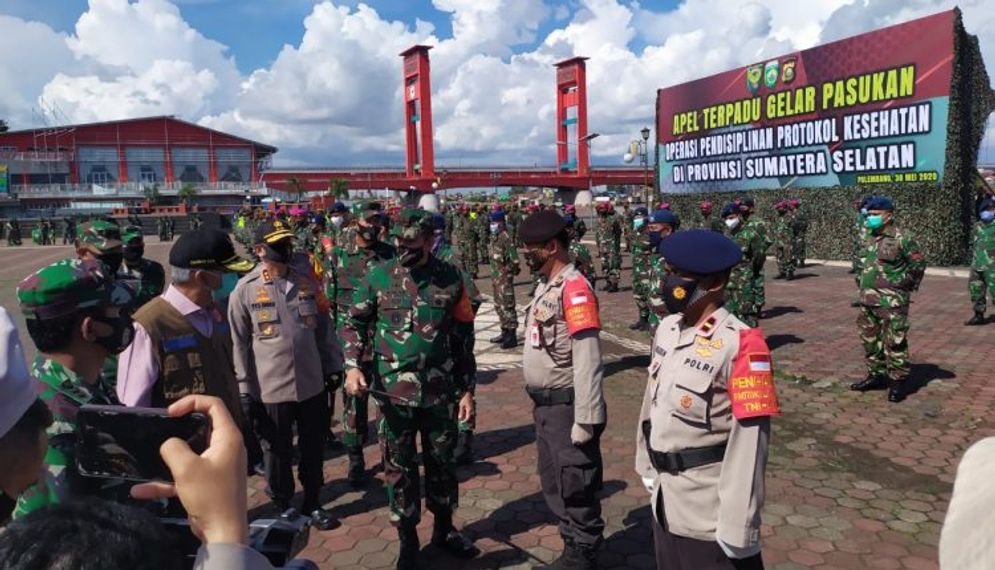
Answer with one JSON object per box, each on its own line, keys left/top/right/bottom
{"left": 656, "top": 10, "right": 954, "bottom": 193}
{"left": 0, "top": 165, "right": 7, "bottom": 194}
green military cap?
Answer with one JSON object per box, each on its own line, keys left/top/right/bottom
{"left": 121, "top": 225, "right": 144, "bottom": 244}
{"left": 77, "top": 220, "right": 123, "bottom": 252}
{"left": 391, "top": 208, "right": 433, "bottom": 240}
{"left": 17, "top": 258, "right": 132, "bottom": 321}
{"left": 350, "top": 201, "right": 383, "bottom": 220}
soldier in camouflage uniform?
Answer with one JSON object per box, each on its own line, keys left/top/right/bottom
{"left": 621, "top": 202, "right": 635, "bottom": 252}
{"left": 75, "top": 220, "right": 125, "bottom": 276}
{"left": 965, "top": 197, "right": 995, "bottom": 326}
{"left": 645, "top": 209, "right": 680, "bottom": 329}
{"left": 14, "top": 259, "right": 134, "bottom": 518}
{"left": 430, "top": 213, "right": 481, "bottom": 465}
{"left": 488, "top": 210, "right": 520, "bottom": 349}
{"left": 476, "top": 204, "right": 490, "bottom": 264}
{"left": 697, "top": 200, "right": 724, "bottom": 232}
{"left": 342, "top": 209, "right": 481, "bottom": 569}
{"left": 629, "top": 206, "right": 653, "bottom": 331}
{"left": 772, "top": 201, "right": 797, "bottom": 280}
{"left": 594, "top": 202, "right": 622, "bottom": 292}
{"left": 721, "top": 203, "right": 764, "bottom": 327}
{"left": 461, "top": 206, "right": 481, "bottom": 279}
{"left": 6, "top": 218, "right": 22, "bottom": 246}
{"left": 117, "top": 225, "right": 166, "bottom": 309}
{"left": 850, "top": 197, "right": 870, "bottom": 275}
{"left": 738, "top": 197, "right": 771, "bottom": 318}
{"left": 325, "top": 201, "right": 395, "bottom": 485}
{"left": 789, "top": 199, "right": 808, "bottom": 267}
{"left": 565, "top": 215, "right": 596, "bottom": 289}
{"left": 507, "top": 203, "right": 523, "bottom": 246}
{"left": 61, "top": 216, "right": 77, "bottom": 244}
{"left": 849, "top": 196, "right": 926, "bottom": 403}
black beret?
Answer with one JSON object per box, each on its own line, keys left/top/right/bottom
{"left": 720, "top": 203, "right": 740, "bottom": 218}
{"left": 865, "top": 196, "right": 894, "bottom": 211}
{"left": 659, "top": 229, "right": 742, "bottom": 275}
{"left": 519, "top": 211, "right": 567, "bottom": 244}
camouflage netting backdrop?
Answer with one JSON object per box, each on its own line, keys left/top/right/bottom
{"left": 660, "top": 9, "right": 995, "bottom": 266}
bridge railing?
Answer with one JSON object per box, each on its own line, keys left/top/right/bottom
{"left": 12, "top": 182, "right": 270, "bottom": 198}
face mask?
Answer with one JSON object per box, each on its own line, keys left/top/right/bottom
{"left": 523, "top": 248, "right": 550, "bottom": 273}
{"left": 262, "top": 242, "right": 292, "bottom": 263}
{"left": 358, "top": 225, "right": 379, "bottom": 243}
{"left": 98, "top": 253, "right": 123, "bottom": 273}
{"left": 490, "top": 223, "right": 500, "bottom": 235}
{"left": 981, "top": 210, "right": 995, "bottom": 223}
{"left": 0, "top": 492, "right": 14, "bottom": 526}
{"left": 216, "top": 272, "right": 240, "bottom": 300}
{"left": 661, "top": 274, "right": 704, "bottom": 315}
{"left": 331, "top": 216, "right": 344, "bottom": 227}
{"left": 865, "top": 215, "right": 885, "bottom": 230}
{"left": 633, "top": 218, "right": 646, "bottom": 231}
{"left": 92, "top": 314, "right": 135, "bottom": 354}
{"left": 123, "top": 245, "right": 144, "bottom": 263}
{"left": 647, "top": 231, "right": 662, "bottom": 248}
{"left": 399, "top": 245, "right": 424, "bottom": 268}
{"left": 725, "top": 218, "right": 740, "bottom": 230}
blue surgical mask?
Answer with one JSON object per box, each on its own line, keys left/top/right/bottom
{"left": 865, "top": 214, "right": 885, "bottom": 230}
{"left": 981, "top": 210, "right": 995, "bottom": 223}
{"left": 216, "top": 272, "right": 240, "bottom": 300}
{"left": 633, "top": 217, "right": 646, "bottom": 230}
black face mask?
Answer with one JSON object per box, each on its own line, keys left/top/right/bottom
{"left": 0, "top": 491, "right": 14, "bottom": 526}
{"left": 92, "top": 314, "right": 135, "bottom": 354}
{"left": 399, "top": 246, "right": 424, "bottom": 268}
{"left": 661, "top": 274, "right": 703, "bottom": 315}
{"left": 647, "top": 231, "right": 663, "bottom": 248}
{"left": 98, "top": 253, "right": 123, "bottom": 273}
{"left": 123, "top": 245, "right": 144, "bottom": 263}
{"left": 263, "top": 242, "right": 292, "bottom": 264}
{"left": 358, "top": 225, "right": 380, "bottom": 244}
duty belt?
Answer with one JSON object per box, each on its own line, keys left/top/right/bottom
{"left": 641, "top": 421, "right": 726, "bottom": 474}
{"left": 526, "top": 387, "right": 574, "bottom": 407}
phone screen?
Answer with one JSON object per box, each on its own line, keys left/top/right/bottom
{"left": 76, "top": 405, "right": 211, "bottom": 482}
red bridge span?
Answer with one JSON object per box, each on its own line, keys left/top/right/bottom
{"left": 265, "top": 47, "right": 650, "bottom": 194}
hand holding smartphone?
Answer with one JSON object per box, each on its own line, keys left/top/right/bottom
{"left": 76, "top": 405, "right": 211, "bottom": 482}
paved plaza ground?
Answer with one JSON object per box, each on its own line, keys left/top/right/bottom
{"left": 2, "top": 238, "right": 991, "bottom": 569}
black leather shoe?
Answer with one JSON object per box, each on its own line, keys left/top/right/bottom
{"left": 850, "top": 375, "right": 888, "bottom": 392}
{"left": 489, "top": 331, "right": 506, "bottom": 343}
{"left": 607, "top": 283, "right": 619, "bottom": 292}
{"left": 966, "top": 312, "right": 986, "bottom": 326}
{"left": 325, "top": 431, "right": 343, "bottom": 451}
{"left": 628, "top": 318, "right": 650, "bottom": 331}
{"left": 431, "top": 528, "right": 480, "bottom": 559}
{"left": 888, "top": 382, "right": 910, "bottom": 403}
{"left": 308, "top": 508, "right": 339, "bottom": 531}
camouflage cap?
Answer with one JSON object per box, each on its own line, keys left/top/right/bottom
{"left": 77, "top": 220, "right": 123, "bottom": 252}
{"left": 17, "top": 258, "right": 132, "bottom": 320}
{"left": 121, "top": 225, "right": 144, "bottom": 244}
{"left": 391, "top": 208, "right": 433, "bottom": 240}
{"left": 350, "top": 201, "right": 383, "bottom": 220}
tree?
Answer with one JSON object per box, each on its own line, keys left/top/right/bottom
{"left": 286, "top": 177, "right": 305, "bottom": 195}
{"left": 177, "top": 183, "right": 197, "bottom": 204}
{"left": 0, "top": 119, "right": 8, "bottom": 133}
{"left": 327, "top": 178, "right": 350, "bottom": 200}
{"left": 142, "top": 183, "right": 162, "bottom": 206}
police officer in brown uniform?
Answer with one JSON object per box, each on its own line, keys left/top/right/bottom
{"left": 636, "top": 230, "right": 779, "bottom": 570}
{"left": 520, "top": 210, "right": 606, "bottom": 570}
{"left": 228, "top": 219, "right": 341, "bottom": 530}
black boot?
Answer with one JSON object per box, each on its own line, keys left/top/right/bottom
{"left": 430, "top": 512, "right": 479, "bottom": 559}
{"left": 500, "top": 328, "right": 518, "bottom": 349}
{"left": 628, "top": 317, "right": 650, "bottom": 331}
{"left": 397, "top": 524, "right": 420, "bottom": 570}
{"left": 453, "top": 431, "right": 475, "bottom": 465}
{"left": 966, "top": 311, "right": 985, "bottom": 326}
{"left": 888, "top": 380, "right": 911, "bottom": 403}
{"left": 489, "top": 331, "right": 506, "bottom": 343}
{"left": 850, "top": 374, "right": 888, "bottom": 392}
{"left": 325, "top": 430, "right": 343, "bottom": 451}
{"left": 607, "top": 283, "right": 619, "bottom": 293}
{"left": 347, "top": 449, "right": 366, "bottom": 488}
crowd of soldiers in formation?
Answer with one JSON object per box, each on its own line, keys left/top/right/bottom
{"left": 0, "top": 213, "right": 188, "bottom": 246}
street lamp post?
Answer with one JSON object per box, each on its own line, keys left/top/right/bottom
{"left": 623, "top": 126, "right": 653, "bottom": 207}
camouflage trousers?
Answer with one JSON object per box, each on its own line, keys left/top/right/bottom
{"left": 478, "top": 234, "right": 489, "bottom": 262}
{"left": 598, "top": 242, "right": 622, "bottom": 287}
{"left": 751, "top": 269, "right": 766, "bottom": 314}
{"left": 462, "top": 236, "right": 479, "bottom": 276}
{"left": 492, "top": 274, "right": 518, "bottom": 330}
{"left": 340, "top": 367, "right": 371, "bottom": 449}
{"left": 857, "top": 305, "right": 911, "bottom": 381}
{"left": 725, "top": 284, "right": 758, "bottom": 327}
{"left": 795, "top": 238, "right": 807, "bottom": 265}
{"left": 969, "top": 268, "right": 995, "bottom": 313}
{"left": 632, "top": 266, "right": 651, "bottom": 320}
{"left": 378, "top": 402, "right": 459, "bottom": 525}
{"left": 775, "top": 241, "right": 797, "bottom": 277}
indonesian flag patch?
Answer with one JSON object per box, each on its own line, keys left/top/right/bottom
{"left": 728, "top": 328, "right": 780, "bottom": 420}
{"left": 562, "top": 276, "right": 600, "bottom": 335}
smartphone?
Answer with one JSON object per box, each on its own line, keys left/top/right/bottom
{"left": 76, "top": 405, "right": 211, "bottom": 482}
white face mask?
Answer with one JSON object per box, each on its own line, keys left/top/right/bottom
{"left": 725, "top": 217, "right": 740, "bottom": 230}
{"left": 331, "top": 216, "right": 344, "bottom": 227}
{"left": 489, "top": 222, "right": 501, "bottom": 235}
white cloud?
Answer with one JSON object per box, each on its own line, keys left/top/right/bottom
{"left": 1, "top": 0, "right": 993, "bottom": 165}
